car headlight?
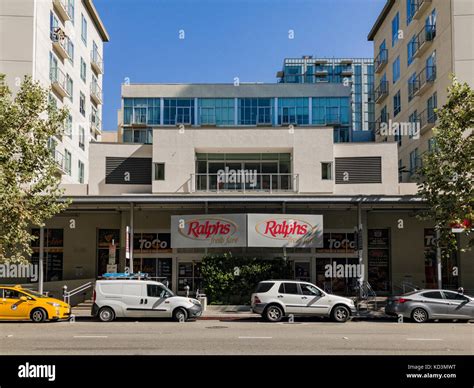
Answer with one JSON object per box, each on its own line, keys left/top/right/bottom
{"left": 47, "top": 302, "right": 61, "bottom": 307}
{"left": 189, "top": 299, "right": 201, "bottom": 305}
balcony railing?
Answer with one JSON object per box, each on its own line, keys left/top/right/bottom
{"left": 53, "top": 0, "right": 73, "bottom": 21}
{"left": 90, "top": 113, "right": 102, "bottom": 134}
{"left": 90, "top": 81, "right": 103, "bottom": 105}
{"left": 413, "top": 0, "right": 432, "bottom": 20}
{"left": 374, "top": 49, "right": 388, "bottom": 73}
{"left": 411, "top": 65, "right": 436, "bottom": 97}
{"left": 413, "top": 24, "right": 436, "bottom": 58}
{"left": 50, "top": 66, "right": 69, "bottom": 98}
{"left": 52, "top": 149, "right": 66, "bottom": 173}
{"left": 50, "top": 27, "right": 72, "bottom": 60}
{"left": 91, "top": 50, "right": 104, "bottom": 74}
{"left": 416, "top": 108, "right": 437, "bottom": 134}
{"left": 191, "top": 173, "right": 299, "bottom": 193}
{"left": 374, "top": 80, "right": 389, "bottom": 103}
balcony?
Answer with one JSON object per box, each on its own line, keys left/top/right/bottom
{"left": 91, "top": 50, "right": 104, "bottom": 75}
{"left": 90, "top": 81, "right": 103, "bottom": 105}
{"left": 413, "top": 24, "right": 436, "bottom": 58}
{"left": 50, "top": 27, "right": 72, "bottom": 60}
{"left": 53, "top": 150, "right": 66, "bottom": 173}
{"left": 413, "top": 0, "right": 432, "bottom": 20}
{"left": 50, "top": 66, "right": 69, "bottom": 98}
{"left": 412, "top": 65, "right": 436, "bottom": 97}
{"left": 374, "top": 49, "right": 388, "bottom": 73}
{"left": 374, "top": 80, "right": 389, "bottom": 103}
{"left": 191, "top": 173, "right": 299, "bottom": 193}
{"left": 90, "top": 112, "right": 102, "bottom": 135}
{"left": 52, "top": 0, "right": 72, "bottom": 21}
{"left": 374, "top": 113, "right": 390, "bottom": 135}
{"left": 340, "top": 67, "right": 353, "bottom": 76}
{"left": 416, "top": 108, "right": 437, "bottom": 134}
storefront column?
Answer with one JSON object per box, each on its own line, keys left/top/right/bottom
{"left": 130, "top": 202, "right": 134, "bottom": 273}
{"left": 358, "top": 204, "right": 369, "bottom": 283}
{"left": 120, "top": 210, "right": 128, "bottom": 272}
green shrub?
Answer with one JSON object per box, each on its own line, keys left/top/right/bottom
{"left": 200, "top": 253, "right": 292, "bottom": 304}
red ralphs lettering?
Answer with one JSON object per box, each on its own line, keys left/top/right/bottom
{"left": 263, "top": 220, "right": 309, "bottom": 238}
{"left": 187, "top": 220, "right": 232, "bottom": 238}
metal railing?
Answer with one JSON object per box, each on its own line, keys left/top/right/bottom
{"left": 90, "top": 81, "right": 103, "bottom": 103}
{"left": 53, "top": 149, "right": 66, "bottom": 172}
{"left": 50, "top": 27, "right": 72, "bottom": 59}
{"left": 191, "top": 173, "right": 299, "bottom": 193}
{"left": 374, "top": 113, "right": 389, "bottom": 135}
{"left": 374, "top": 49, "right": 388, "bottom": 72}
{"left": 412, "top": 0, "right": 432, "bottom": 19}
{"left": 91, "top": 49, "right": 104, "bottom": 73}
{"left": 411, "top": 65, "right": 436, "bottom": 96}
{"left": 90, "top": 112, "right": 102, "bottom": 132}
{"left": 374, "top": 80, "right": 389, "bottom": 102}
{"left": 49, "top": 66, "right": 68, "bottom": 94}
{"left": 354, "top": 280, "right": 378, "bottom": 310}
{"left": 413, "top": 24, "right": 436, "bottom": 56}
{"left": 63, "top": 281, "right": 93, "bottom": 305}
{"left": 416, "top": 107, "right": 437, "bottom": 131}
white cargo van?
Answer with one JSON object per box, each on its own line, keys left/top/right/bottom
{"left": 92, "top": 280, "right": 202, "bottom": 322}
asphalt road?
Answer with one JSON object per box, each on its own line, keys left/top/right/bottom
{"left": 0, "top": 318, "right": 473, "bottom": 355}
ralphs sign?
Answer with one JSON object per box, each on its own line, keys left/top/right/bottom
{"left": 171, "top": 214, "right": 247, "bottom": 248}
{"left": 248, "top": 214, "right": 323, "bottom": 248}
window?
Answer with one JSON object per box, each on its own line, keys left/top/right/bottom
{"left": 255, "top": 282, "right": 274, "bottom": 293}
{"left": 443, "top": 291, "right": 469, "bottom": 302}
{"left": 406, "top": 0, "right": 414, "bottom": 25}
{"left": 421, "top": 291, "right": 443, "bottom": 299}
{"left": 79, "top": 92, "right": 85, "bottom": 116}
{"left": 66, "top": 74, "right": 73, "bottom": 101}
{"left": 278, "top": 98, "right": 309, "bottom": 125}
{"left": 154, "top": 163, "right": 165, "bottom": 180}
{"left": 284, "top": 65, "right": 302, "bottom": 83}
{"left": 380, "top": 105, "right": 388, "bottom": 122}
{"left": 64, "top": 149, "right": 72, "bottom": 175}
{"left": 409, "top": 148, "right": 418, "bottom": 174}
{"left": 428, "top": 137, "right": 437, "bottom": 152}
{"left": 79, "top": 126, "right": 85, "bottom": 150}
{"left": 312, "top": 97, "right": 350, "bottom": 126}
{"left": 427, "top": 92, "right": 437, "bottom": 121}
{"left": 408, "top": 72, "right": 417, "bottom": 102}
{"left": 198, "top": 98, "right": 234, "bottom": 125}
{"left": 321, "top": 162, "right": 332, "bottom": 180}
{"left": 67, "top": 40, "right": 74, "bottom": 64}
{"left": 80, "top": 57, "right": 86, "bottom": 82}
{"left": 393, "top": 90, "right": 401, "bottom": 117}
{"left": 407, "top": 35, "right": 416, "bottom": 66}
{"left": 68, "top": 0, "right": 75, "bottom": 24}
{"left": 392, "top": 56, "right": 400, "bottom": 83}
{"left": 65, "top": 114, "right": 72, "bottom": 138}
{"left": 78, "top": 160, "right": 84, "bottom": 183}
{"left": 426, "top": 9, "right": 437, "bottom": 40}
{"left": 238, "top": 98, "right": 272, "bottom": 125}
{"left": 278, "top": 282, "right": 300, "bottom": 295}
{"left": 300, "top": 284, "right": 322, "bottom": 296}
{"left": 81, "top": 14, "right": 87, "bottom": 45}
{"left": 426, "top": 51, "right": 436, "bottom": 81}
{"left": 392, "top": 12, "right": 399, "bottom": 47}
{"left": 147, "top": 284, "right": 170, "bottom": 298}
{"left": 163, "top": 99, "right": 194, "bottom": 125}
{"left": 49, "top": 52, "right": 58, "bottom": 82}
{"left": 408, "top": 110, "right": 418, "bottom": 138}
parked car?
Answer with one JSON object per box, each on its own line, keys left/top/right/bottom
{"left": 251, "top": 280, "right": 356, "bottom": 322}
{"left": 385, "top": 289, "right": 474, "bottom": 323}
{"left": 92, "top": 279, "right": 202, "bottom": 322}
{"left": 0, "top": 285, "right": 71, "bottom": 323}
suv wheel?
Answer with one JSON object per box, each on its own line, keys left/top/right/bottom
{"left": 98, "top": 307, "right": 115, "bottom": 322}
{"left": 331, "top": 305, "right": 350, "bottom": 322}
{"left": 265, "top": 305, "right": 283, "bottom": 322}
{"left": 411, "top": 308, "right": 429, "bottom": 323}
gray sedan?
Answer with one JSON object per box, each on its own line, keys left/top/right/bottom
{"left": 385, "top": 289, "right": 474, "bottom": 323}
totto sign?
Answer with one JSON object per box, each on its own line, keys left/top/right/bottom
{"left": 139, "top": 238, "right": 168, "bottom": 250}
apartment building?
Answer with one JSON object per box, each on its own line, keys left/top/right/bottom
{"left": 368, "top": 0, "right": 474, "bottom": 181}
{"left": 28, "top": 82, "right": 473, "bottom": 298}
{"left": 0, "top": 0, "right": 109, "bottom": 184}
{"left": 277, "top": 56, "right": 375, "bottom": 141}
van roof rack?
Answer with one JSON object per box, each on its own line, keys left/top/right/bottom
{"left": 99, "top": 272, "right": 150, "bottom": 280}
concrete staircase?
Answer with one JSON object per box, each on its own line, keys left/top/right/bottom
{"left": 71, "top": 299, "right": 93, "bottom": 317}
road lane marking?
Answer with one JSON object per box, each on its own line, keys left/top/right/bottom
{"left": 73, "top": 335, "right": 108, "bottom": 338}
{"left": 406, "top": 338, "right": 443, "bottom": 341}
{"left": 238, "top": 336, "right": 272, "bottom": 339}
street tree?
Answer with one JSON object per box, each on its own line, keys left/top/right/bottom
{"left": 0, "top": 74, "right": 70, "bottom": 263}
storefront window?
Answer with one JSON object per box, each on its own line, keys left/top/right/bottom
{"left": 31, "top": 228, "right": 64, "bottom": 281}
{"left": 424, "top": 229, "right": 458, "bottom": 289}
{"left": 97, "top": 229, "right": 120, "bottom": 276}
{"left": 367, "top": 229, "right": 390, "bottom": 292}
{"left": 178, "top": 262, "right": 202, "bottom": 294}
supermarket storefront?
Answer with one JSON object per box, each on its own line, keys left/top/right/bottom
{"left": 31, "top": 196, "right": 473, "bottom": 296}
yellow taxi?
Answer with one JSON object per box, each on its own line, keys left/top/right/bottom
{"left": 0, "top": 285, "right": 71, "bottom": 322}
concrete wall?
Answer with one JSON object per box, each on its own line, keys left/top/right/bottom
{"left": 88, "top": 142, "right": 153, "bottom": 195}
{"left": 452, "top": 0, "right": 474, "bottom": 88}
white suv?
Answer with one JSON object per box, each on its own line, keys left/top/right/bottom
{"left": 92, "top": 280, "right": 202, "bottom": 322}
{"left": 251, "top": 280, "right": 356, "bottom": 322}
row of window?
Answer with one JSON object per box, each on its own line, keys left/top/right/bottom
{"left": 123, "top": 97, "right": 351, "bottom": 127}
{"left": 48, "top": 138, "right": 85, "bottom": 183}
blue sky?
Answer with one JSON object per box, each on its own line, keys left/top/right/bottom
{"left": 93, "top": 0, "right": 386, "bottom": 131}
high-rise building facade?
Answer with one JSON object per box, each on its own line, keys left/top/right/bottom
{"left": 368, "top": 0, "right": 474, "bottom": 182}
{"left": 278, "top": 56, "right": 375, "bottom": 141}
{"left": 0, "top": 0, "right": 109, "bottom": 184}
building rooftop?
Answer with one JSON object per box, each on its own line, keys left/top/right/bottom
{"left": 84, "top": 0, "right": 110, "bottom": 42}
{"left": 121, "top": 83, "right": 351, "bottom": 98}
